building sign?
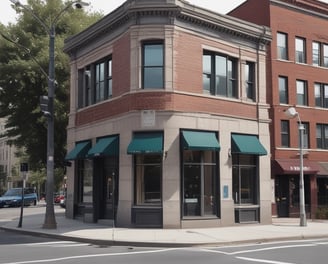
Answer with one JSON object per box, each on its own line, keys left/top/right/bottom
{"left": 289, "top": 165, "right": 312, "bottom": 171}
{"left": 141, "top": 110, "right": 155, "bottom": 127}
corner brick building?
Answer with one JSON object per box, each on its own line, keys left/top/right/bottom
{"left": 64, "top": 0, "right": 272, "bottom": 228}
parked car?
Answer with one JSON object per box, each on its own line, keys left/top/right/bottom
{"left": 54, "top": 191, "right": 65, "bottom": 204}
{"left": 59, "top": 196, "right": 66, "bottom": 208}
{"left": 0, "top": 188, "right": 37, "bottom": 208}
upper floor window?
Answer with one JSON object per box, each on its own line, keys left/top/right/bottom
{"left": 313, "top": 42, "right": 320, "bottom": 66}
{"left": 279, "top": 76, "right": 288, "bottom": 104}
{"left": 316, "top": 124, "right": 328, "bottom": 149}
{"left": 324, "top": 44, "right": 328, "bottom": 67}
{"left": 78, "top": 57, "right": 112, "bottom": 108}
{"left": 295, "top": 37, "right": 306, "bottom": 63}
{"left": 142, "top": 41, "right": 164, "bottom": 89}
{"left": 277, "top": 32, "right": 288, "bottom": 60}
{"left": 313, "top": 41, "right": 328, "bottom": 67}
{"left": 302, "top": 122, "right": 309, "bottom": 149}
{"left": 315, "top": 83, "right": 328, "bottom": 108}
{"left": 281, "top": 120, "right": 290, "bottom": 147}
{"left": 203, "top": 51, "right": 238, "bottom": 98}
{"left": 245, "top": 61, "right": 255, "bottom": 101}
{"left": 296, "top": 80, "right": 308, "bottom": 106}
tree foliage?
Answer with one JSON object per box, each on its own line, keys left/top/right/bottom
{"left": 0, "top": 0, "right": 102, "bottom": 170}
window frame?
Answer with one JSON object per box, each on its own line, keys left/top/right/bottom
{"left": 315, "top": 83, "right": 328, "bottom": 108}
{"left": 142, "top": 41, "right": 164, "bottom": 89}
{"left": 295, "top": 37, "right": 306, "bottom": 64}
{"left": 316, "top": 124, "right": 328, "bottom": 149}
{"left": 277, "top": 32, "right": 288, "bottom": 60}
{"left": 245, "top": 61, "right": 255, "bottom": 101}
{"left": 281, "top": 120, "right": 290, "bottom": 147}
{"left": 296, "top": 80, "right": 308, "bottom": 106}
{"left": 203, "top": 50, "right": 238, "bottom": 98}
{"left": 134, "top": 154, "right": 163, "bottom": 206}
{"left": 182, "top": 149, "right": 219, "bottom": 217}
{"left": 278, "top": 76, "right": 288, "bottom": 104}
{"left": 232, "top": 154, "right": 258, "bottom": 205}
{"left": 312, "top": 41, "right": 321, "bottom": 66}
{"left": 78, "top": 56, "right": 113, "bottom": 108}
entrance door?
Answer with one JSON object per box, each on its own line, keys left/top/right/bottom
{"left": 94, "top": 157, "right": 118, "bottom": 221}
{"left": 103, "top": 157, "right": 118, "bottom": 220}
{"left": 103, "top": 168, "right": 117, "bottom": 219}
{"left": 275, "top": 176, "right": 289, "bottom": 217}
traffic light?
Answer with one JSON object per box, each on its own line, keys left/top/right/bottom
{"left": 40, "top": 95, "right": 51, "bottom": 117}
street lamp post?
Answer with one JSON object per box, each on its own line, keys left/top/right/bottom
{"left": 10, "top": 0, "right": 89, "bottom": 229}
{"left": 284, "top": 107, "right": 307, "bottom": 227}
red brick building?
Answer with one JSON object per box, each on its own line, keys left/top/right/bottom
{"left": 64, "top": 0, "right": 272, "bottom": 228}
{"left": 230, "top": 0, "right": 328, "bottom": 219}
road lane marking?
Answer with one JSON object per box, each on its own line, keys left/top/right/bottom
{"left": 25, "top": 241, "right": 90, "bottom": 248}
{"left": 0, "top": 248, "right": 177, "bottom": 264}
{"left": 201, "top": 243, "right": 315, "bottom": 255}
{"left": 229, "top": 243, "right": 315, "bottom": 255}
{"left": 236, "top": 256, "right": 295, "bottom": 264}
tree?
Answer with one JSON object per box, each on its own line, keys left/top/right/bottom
{"left": 0, "top": 0, "right": 102, "bottom": 170}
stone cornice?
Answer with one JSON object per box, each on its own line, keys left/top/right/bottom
{"left": 64, "top": 0, "right": 271, "bottom": 54}
{"left": 271, "top": 0, "right": 328, "bottom": 18}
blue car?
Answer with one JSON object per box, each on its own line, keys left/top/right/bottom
{"left": 0, "top": 188, "right": 37, "bottom": 208}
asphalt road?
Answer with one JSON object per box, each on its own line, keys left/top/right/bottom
{"left": 0, "top": 229, "right": 328, "bottom": 264}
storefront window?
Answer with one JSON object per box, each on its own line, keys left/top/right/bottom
{"left": 77, "top": 159, "right": 93, "bottom": 203}
{"left": 183, "top": 150, "right": 218, "bottom": 217}
{"left": 232, "top": 155, "right": 258, "bottom": 205}
{"left": 135, "top": 155, "right": 162, "bottom": 205}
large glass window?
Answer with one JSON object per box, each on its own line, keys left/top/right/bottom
{"left": 135, "top": 155, "right": 162, "bottom": 205}
{"left": 245, "top": 61, "right": 255, "bottom": 101}
{"left": 143, "top": 42, "right": 164, "bottom": 89}
{"left": 296, "top": 80, "right": 308, "bottom": 106}
{"left": 183, "top": 150, "right": 218, "bottom": 217}
{"left": 279, "top": 76, "right": 288, "bottom": 104}
{"left": 295, "top": 37, "right": 306, "bottom": 63}
{"left": 281, "top": 120, "right": 290, "bottom": 147}
{"left": 277, "top": 32, "right": 288, "bottom": 60}
{"left": 78, "top": 57, "right": 112, "bottom": 108}
{"left": 315, "top": 83, "right": 328, "bottom": 108}
{"left": 232, "top": 155, "right": 258, "bottom": 205}
{"left": 203, "top": 51, "right": 238, "bottom": 98}
{"left": 316, "top": 124, "right": 328, "bottom": 149}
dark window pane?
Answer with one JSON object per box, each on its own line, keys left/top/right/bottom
{"left": 144, "top": 68, "right": 163, "bottom": 89}
{"left": 143, "top": 43, "right": 164, "bottom": 89}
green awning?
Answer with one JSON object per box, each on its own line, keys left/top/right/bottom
{"left": 65, "top": 141, "right": 91, "bottom": 160}
{"left": 231, "top": 134, "right": 267, "bottom": 156}
{"left": 87, "top": 136, "right": 118, "bottom": 157}
{"left": 182, "top": 130, "right": 220, "bottom": 151}
{"left": 127, "top": 132, "right": 163, "bottom": 154}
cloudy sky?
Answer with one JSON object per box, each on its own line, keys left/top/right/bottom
{"left": 1, "top": 0, "right": 247, "bottom": 25}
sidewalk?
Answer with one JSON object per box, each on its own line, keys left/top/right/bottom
{"left": 1, "top": 206, "right": 328, "bottom": 247}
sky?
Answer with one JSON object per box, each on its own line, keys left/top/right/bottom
{"left": 0, "top": 0, "right": 247, "bottom": 25}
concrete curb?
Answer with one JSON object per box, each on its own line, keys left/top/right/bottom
{"left": 2, "top": 225, "right": 328, "bottom": 248}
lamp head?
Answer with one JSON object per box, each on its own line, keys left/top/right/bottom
{"left": 284, "top": 107, "right": 298, "bottom": 118}
{"left": 73, "top": 1, "right": 90, "bottom": 9}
